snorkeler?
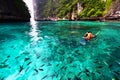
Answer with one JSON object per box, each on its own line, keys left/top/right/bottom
{"left": 83, "top": 32, "right": 95, "bottom": 41}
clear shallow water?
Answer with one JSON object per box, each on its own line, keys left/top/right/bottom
{"left": 0, "top": 21, "right": 120, "bottom": 80}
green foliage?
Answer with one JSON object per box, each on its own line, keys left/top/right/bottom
{"left": 78, "top": 0, "right": 106, "bottom": 18}
{"left": 103, "top": 0, "right": 112, "bottom": 15}
{"left": 87, "top": 9, "right": 95, "bottom": 17}
{"left": 95, "top": 10, "right": 103, "bottom": 17}
{"left": 39, "top": 0, "right": 114, "bottom": 19}
{"left": 42, "top": 0, "right": 78, "bottom": 19}
{"left": 56, "top": 0, "right": 78, "bottom": 18}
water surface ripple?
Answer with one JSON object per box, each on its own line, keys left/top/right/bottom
{"left": 0, "top": 21, "right": 120, "bottom": 80}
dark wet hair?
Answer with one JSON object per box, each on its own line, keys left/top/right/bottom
{"left": 84, "top": 33, "right": 88, "bottom": 37}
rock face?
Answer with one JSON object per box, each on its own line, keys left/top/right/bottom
{"left": 34, "top": 0, "right": 58, "bottom": 21}
{"left": 34, "top": 0, "right": 120, "bottom": 21}
{"left": 0, "top": 0, "right": 30, "bottom": 22}
{"left": 105, "top": 0, "right": 120, "bottom": 20}
{"left": 34, "top": 0, "right": 48, "bottom": 20}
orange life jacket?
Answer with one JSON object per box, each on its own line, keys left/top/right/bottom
{"left": 85, "top": 33, "right": 93, "bottom": 40}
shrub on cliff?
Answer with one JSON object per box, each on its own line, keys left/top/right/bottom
{"left": 78, "top": 0, "right": 105, "bottom": 18}
{"left": 95, "top": 10, "right": 103, "bottom": 17}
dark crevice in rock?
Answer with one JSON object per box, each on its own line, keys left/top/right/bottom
{"left": 0, "top": 0, "right": 30, "bottom": 22}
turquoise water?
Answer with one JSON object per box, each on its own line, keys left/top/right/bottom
{"left": 0, "top": 21, "right": 120, "bottom": 80}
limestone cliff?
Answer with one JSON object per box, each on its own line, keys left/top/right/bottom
{"left": 0, "top": 0, "right": 30, "bottom": 22}
{"left": 34, "top": 0, "right": 48, "bottom": 20}
{"left": 34, "top": 0, "right": 58, "bottom": 20}
{"left": 105, "top": 0, "right": 120, "bottom": 20}
{"left": 34, "top": 0, "right": 120, "bottom": 21}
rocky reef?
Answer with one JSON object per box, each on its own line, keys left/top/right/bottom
{"left": 0, "top": 0, "right": 30, "bottom": 22}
